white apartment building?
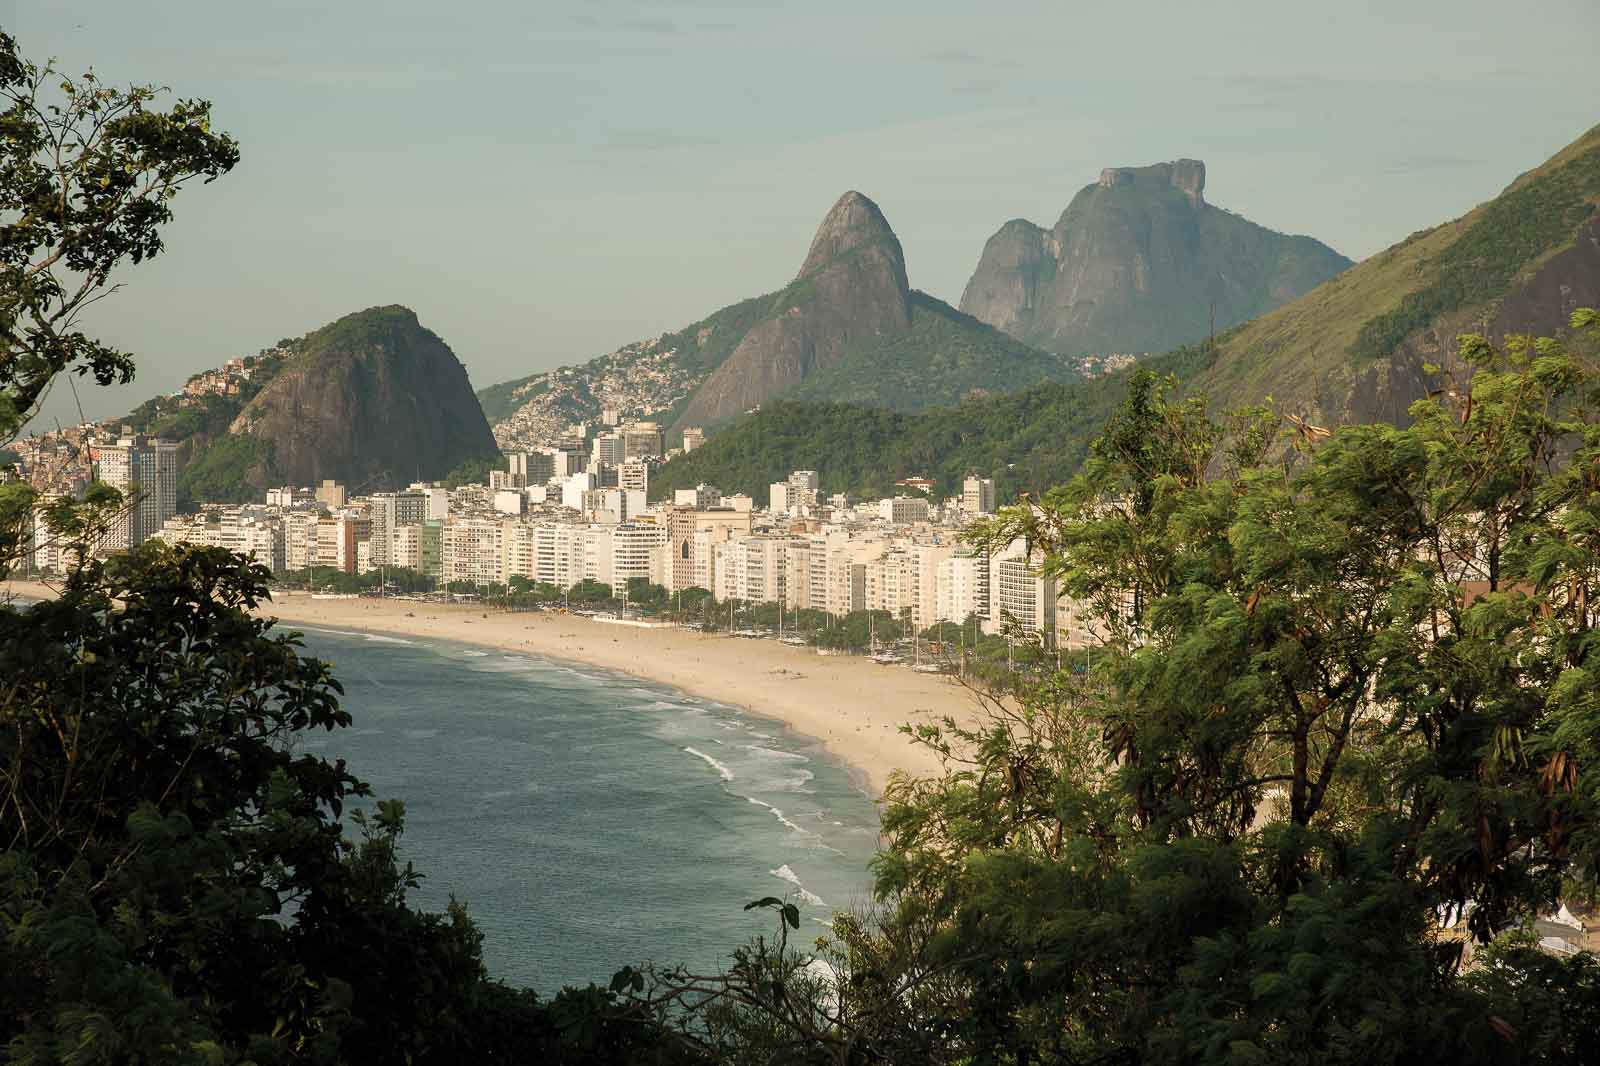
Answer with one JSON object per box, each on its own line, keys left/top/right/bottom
{"left": 784, "top": 533, "right": 880, "bottom": 616}
{"left": 154, "top": 509, "right": 286, "bottom": 573}
{"left": 369, "top": 490, "right": 431, "bottom": 566}
{"left": 533, "top": 522, "right": 585, "bottom": 589}
{"left": 771, "top": 471, "right": 820, "bottom": 517}
{"left": 936, "top": 551, "right": 989, "bottom": 624}
{"left": 909, "top": 542, "right": 956, "bottom": 631}
{"left": 442, "top": 517, "right": 506, "bottom": 586}
{"left": 864, "top": 549, "right": 917, "bottom": 622}
{"left": 563, "top": 471, "right": 598, "bottom": 510}
{"left": 583, "top": 522, "right": 668, "bottom": 589}
{"left": 503, "top": 521, "right": 537, "bottom": 582}
{"left": 284, "top": 512, "right": 319, "bottom": 571}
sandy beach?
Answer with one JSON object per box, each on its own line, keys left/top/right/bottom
{"left": 4, "top": 580, "right": 979, "bottom": 796}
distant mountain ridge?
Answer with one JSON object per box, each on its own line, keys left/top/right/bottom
{"left": 959, "top": 159, "right": 1352, "bottom": 357}
{"left": 654, "top": 123, "right": 1600, "bottom": 502}
{"left": 482, "top": 191, "right": 1078, "bottom": 446}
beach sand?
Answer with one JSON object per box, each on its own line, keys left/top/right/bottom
{"left": 3, "top": 580, "right": 978, "bottom": 796}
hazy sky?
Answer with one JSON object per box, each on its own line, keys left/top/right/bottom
{"left": 12, "top": 0, "right": 1599, "bottom": 432}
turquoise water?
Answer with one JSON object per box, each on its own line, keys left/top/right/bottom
{"left": 292, "top": 625, "right": 883, "bottom": 993}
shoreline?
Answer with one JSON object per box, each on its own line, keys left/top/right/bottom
{"left": 3, "top": 580, "right": 976, "bottom": 797}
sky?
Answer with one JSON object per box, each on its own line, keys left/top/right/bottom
{"left": 11, "top": 0, "right": 1600, "bottom": 432}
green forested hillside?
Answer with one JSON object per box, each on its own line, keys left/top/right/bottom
{"left": 782, "top": 291, "right": 1077, "bottom": 410}
{"left": 651, "top": 342, "right": 1213, "bottom": 504}
{"left": 1198, "top": 121, "right": 1600, "bottom": 422}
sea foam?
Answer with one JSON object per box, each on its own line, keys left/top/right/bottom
{"left": 770, "top": 864, "right": 827, "bottom": 908}
{"left": 746, "top": 796, "right": 809, "bottom": 834}
{"left": 684, "top": 746, "right": 735, "bottom": 782}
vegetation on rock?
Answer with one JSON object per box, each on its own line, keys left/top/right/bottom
{"left": 650, "top": 341, "right": 1213, "bottom": 504}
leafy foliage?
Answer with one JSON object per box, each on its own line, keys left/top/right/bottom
{"left": 0, "top": 33, "right": 239, "bottom": 442}
{"left": 443, "top": 454, "right": 497, "bottom": 488}
{"left": 784, "top": 291, "right": 1078, "bottom": 411}
{"left": 651, "top": 342, "right": 1213, "bottom": 505}
{"left": 846, "top": 313, "right": 1600, "bottom": 1063}
{"left": 0, "top": 545, "right": 705, "bottom": 1064}
{"left": 178, "top": 433, "right": 275, "bottom": 507}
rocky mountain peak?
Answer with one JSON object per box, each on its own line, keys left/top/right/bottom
{"left": 1096, "top": 159, "right": 1206, "bottom": 208}
{"left": 229, "top": 305, "right": 497, "bottom": 490}
{"left": 960, "top": 159, "right": 1348, "bottom": 357}
{"left": 671, "top": 191, "right": 914, "bottom": 427}
{"left": 797, "top": 190, "right": 908, "bottom": 287}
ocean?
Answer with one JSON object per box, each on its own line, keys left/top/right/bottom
{"left": 291, "top": 625, "right": 883, "bottom": 994}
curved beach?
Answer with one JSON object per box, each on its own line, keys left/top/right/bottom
{"left": 4, "top": 580, "right": 977, "bottom": 796}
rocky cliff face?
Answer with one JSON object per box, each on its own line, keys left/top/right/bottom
{"left": 673, "top": 191, "right": 912, "bottom": 427}
{"left": 228, "top": 305, "right": 498, "bottom": 490}
{"left": 959, "top": 160, "right": 1352, "bottom": 356}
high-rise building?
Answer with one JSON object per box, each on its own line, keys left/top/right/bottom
{"left": 369, "top": 490, "right": 430, "bottom": 566}
{"left": 592, "top": 433, "right": 624, "bottom": 468}
{"left": 619, "top": 458, "right": 650, "bottom": 495}
{"left": 442, "top": 518, "right": 506, "bottom": 587}
{"left": 90, "top": 434, "right": 180, "bottom": 553}
{"left": 770, "top": 482, "right": 791, "bottom": 515}
{"left": 987, "top": 538, "right": 1056, "bottom": 645}
{"left": 681, "top": 426, "right": 705, "bottom": 453}
{"left": 526, "top": 450, "right": 557, "bottom": 484}
{"left": 963, "top": 475, "right": 996, "bottom": 515}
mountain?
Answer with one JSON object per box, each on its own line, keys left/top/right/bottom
{"left": 1195, "top": 122, "right": 1600, "bottom": 425}
{"left": 483, "top": 191, "right": 1077, "bottom": 448}
{"left": 221, "top": 306, "right": 498, "bottom": 492}
{"left": 671, "top": 191, "right": 913, "bottom": 426}
{"left": 166, "top": 307, "right": 497, "bottom": 503}
{"left": 958, "top": 160, "right": 1352, "bottom": 357}
{"left": 650, "top": 342, "right": 1211, "bottom": 506}
{"left": 656, "top": 126, "right": 1600, "bottom": 506}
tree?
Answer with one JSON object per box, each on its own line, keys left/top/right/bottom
{"left": 0, "top": 32, "right": 699, "bottom": 1065}
{"left": 0, "top": 31, "right": 239, "bottom": 579}
{"left": 645, "top": 317, "right": 1600, "bottom": 1064}
{"left": 0, "top": 544, "right": 704, "bottom": 1065}
{"left": 855, "top": 318, "right": 1600, "bottom": 1063}
{"left": 569, "top": 578, "right": 614, "bottom": 606}
{"left": 0, "top": 32, "right": 238, "bottom": 444}
{"left": 625, "top": 576, "right": 668, "bottom": 611}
